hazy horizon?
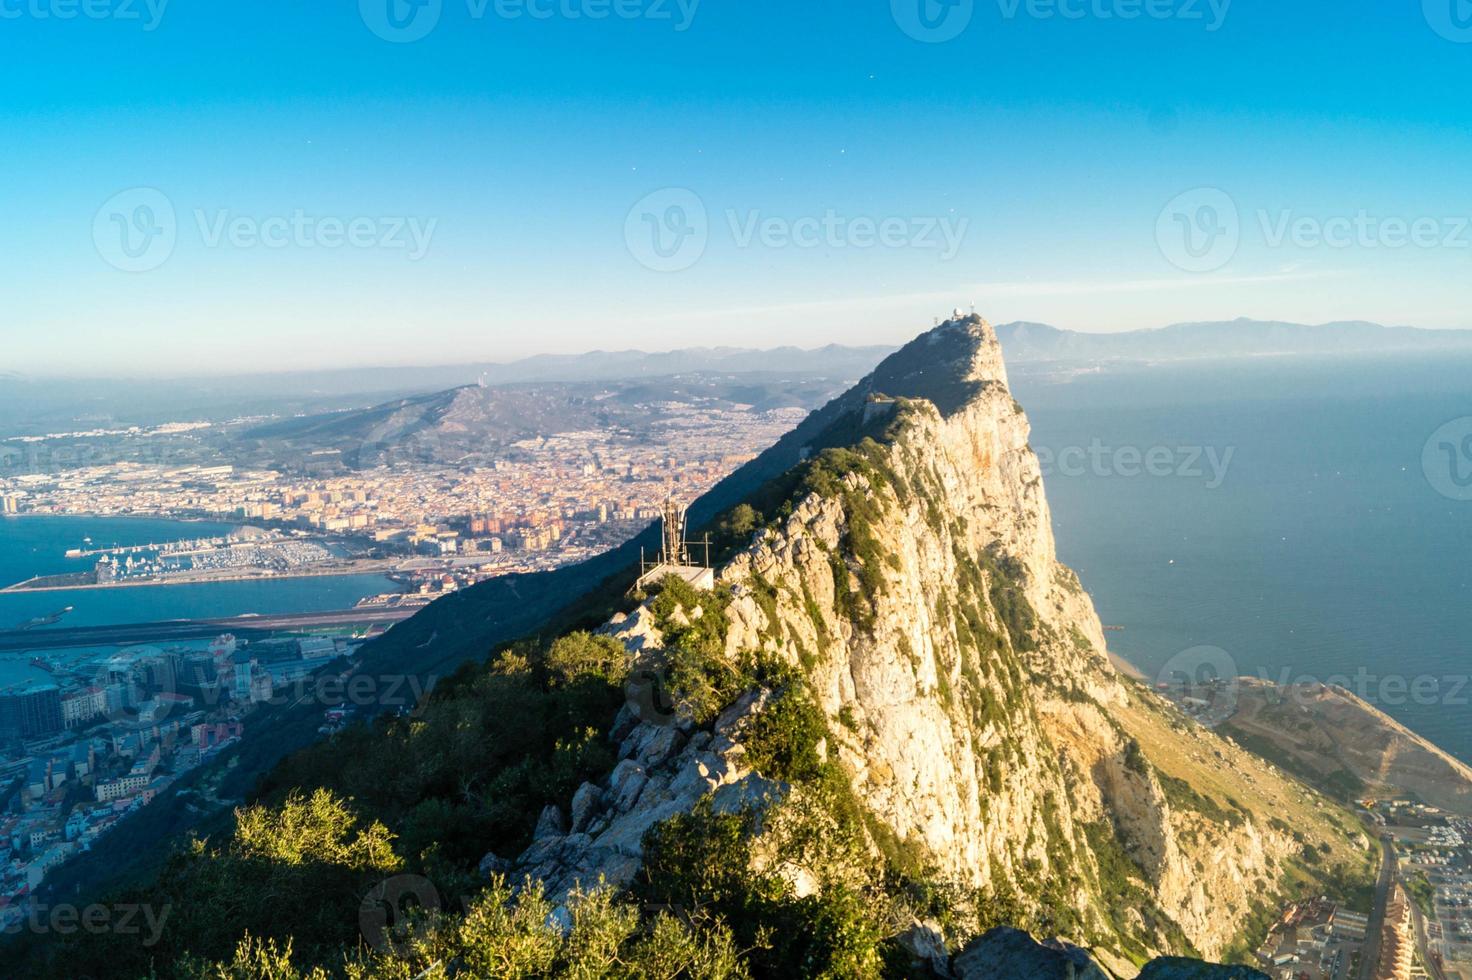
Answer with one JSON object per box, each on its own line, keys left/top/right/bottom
{"left": 8, "top": 313, "right": 1472, "bottom": 381}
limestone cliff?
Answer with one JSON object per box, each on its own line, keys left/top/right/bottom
{"left": 512, "top": 316, "right": 1378, "bottom": 973}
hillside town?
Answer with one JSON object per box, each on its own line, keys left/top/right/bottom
{"left": 0, "top": 630, "right": 381, "bottom": 933}
{"left": 0, "top": 404, "right": 813, "bottom": 934}
{"left": 1368, "top": 799, "right": 1472, "bottom": 980}
{"left": 0, "top": 405, "right": 805, "bottom": 594}
{"left": 1248, "top": 799, "right": 1472, "bottom": 979}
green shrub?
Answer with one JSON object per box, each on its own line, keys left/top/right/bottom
{"left": 545, "top": 631, "right": 630, "bottom": 688}
{"left": 640, "top": 803, "right": 888, "bottom": 979}
{"left": 1122, "top": 739, "right": 1149, "bottom": 777}
{"left": 742, "top": 687, "right": 827, "bottom": 784}
{"left": 179, "top": 879, "right": 749, "bottom": 980}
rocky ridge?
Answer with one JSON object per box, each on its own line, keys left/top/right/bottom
{"left": 502, "top": 316, "right": 1379, "bottom": 974}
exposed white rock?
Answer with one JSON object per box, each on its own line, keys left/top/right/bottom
{"left": 507, "top": 317, "right": 1337, "bottom": 961}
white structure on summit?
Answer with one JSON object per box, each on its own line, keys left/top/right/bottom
{"left": 636, "top": 494, "right": 713, "bottom": 590}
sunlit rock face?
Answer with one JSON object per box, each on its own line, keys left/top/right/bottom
{"left": 509, "top": 316, "right": 1372, "bottom": 966}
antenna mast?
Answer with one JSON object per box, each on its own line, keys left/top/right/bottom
{"left": 660, "top": 495, "right": 689, "bottom": 566}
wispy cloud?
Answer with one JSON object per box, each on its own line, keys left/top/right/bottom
{"left": 624, "top": 269, "right": 1345, "bottom": 326}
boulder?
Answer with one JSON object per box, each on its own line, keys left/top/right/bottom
{"left": 533, "top": 804, "right": 566, "bottom": 841}
{"left": 609, "top": 760, "right": 648, "bottom": 811}
{"left": 620, "top": 723, "right": 684, "bottom": 767}
{"left": 896, "top": 919, "right": 952, "bottom": 978}
{"left": 608, "top": 702, "right": 640, "bottom": 743}
{"left": 570, "top": 782, "right": 601, "bottom": 833}
{"left": 953, "top": 927, "right": 1111, "bottom": 980}
{"left": 477, "top": 851, "right": 512, "bottom": 879}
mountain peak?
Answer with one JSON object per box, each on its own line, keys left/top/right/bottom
{"left": 851, "top": 313, "right": 1007, "bottom": 418}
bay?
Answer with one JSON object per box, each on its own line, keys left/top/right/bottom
{"left": 1012, "top": 350, "right": 1472, "bottom": 764}
{"left": 0, "top": 515, "right": 398, "bottom": 684}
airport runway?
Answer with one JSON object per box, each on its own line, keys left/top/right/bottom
{"left": 0, "top": 606, "right": 421, "bottom": 652}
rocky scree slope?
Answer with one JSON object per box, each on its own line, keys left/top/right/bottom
{"left": 503, "top": 317, "right": 1377, "bottom": 972}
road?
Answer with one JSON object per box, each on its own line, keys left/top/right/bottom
{"left": 0, "top": 606, "right": 422, "bottom": 652}
{"left": 1361, "top": 833, "right": 1397, "bottom": 980}
{"left": 1409, "top": 894, "right": 1449, "bottom": 980}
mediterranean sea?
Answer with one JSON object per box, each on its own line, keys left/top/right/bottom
{"left": 0, "top": 515, "right": 397, "bottom": 686}
{"left": 1012, "top": 350, "right": 1472, "bottom": 766}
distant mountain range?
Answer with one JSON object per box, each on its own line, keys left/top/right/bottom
{"left": 6, "top": 320, "right": 1472, "bottom": 436}
{"left": 466, "top": 343, "right": 897, "bottom": 384}
{"left": 0, "top": 347, "right": 894, "bottom": 436}
{"left": 994, "top": 318, "right": 1472, "bottom": 363}
{"left": 234, "top": 375, "right": 852, "bottom": 472}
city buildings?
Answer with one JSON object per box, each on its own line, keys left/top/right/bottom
{"left": 1373, "top": 885, "right": 1414, "bottom": 980}
{"left": 0, "top": 404, "right": 801, "bottom": 594}
{"left": 0, "top": 684, "right": 64, "bottom": 739}
{"left": 0, "top": 630, "right": 364, "bottom": 930}
{"left": 0, "top": 397, "right": 811, "bottom": 930}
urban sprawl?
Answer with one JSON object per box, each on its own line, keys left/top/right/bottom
{"left": 0, "top": 405, "right": 806, "bottom": 931}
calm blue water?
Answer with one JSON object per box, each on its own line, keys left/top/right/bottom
{"left": 0, "top": 515, "right": 398, "bottom": 685}
{"left": 1012, "top": 351, "right": 1472, "bottom": 764}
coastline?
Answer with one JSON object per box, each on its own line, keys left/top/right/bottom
{"left": 1107, "top": 648, "right": 1148, "bottom": 682}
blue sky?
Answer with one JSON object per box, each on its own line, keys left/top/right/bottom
{"left": 4, "top": 0, "right": 1472, "bottom": 375}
